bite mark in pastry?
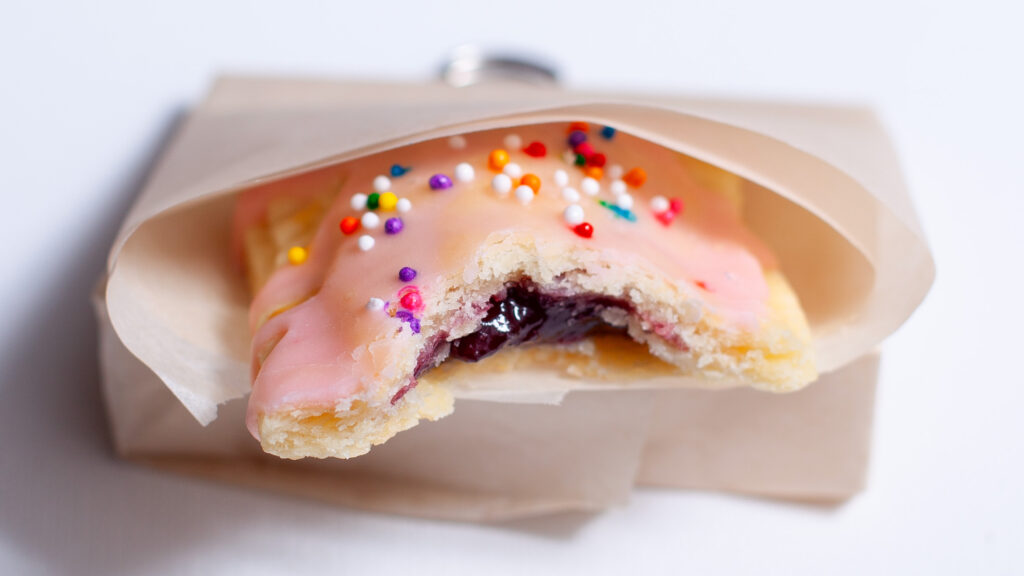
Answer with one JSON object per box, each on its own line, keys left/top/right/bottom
{"left": 233, "top": 123, "right": 816, "bottom": 459}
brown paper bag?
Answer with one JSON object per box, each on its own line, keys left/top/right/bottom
{"left": 97, "top": 75, "right": 932, "bottom": 520}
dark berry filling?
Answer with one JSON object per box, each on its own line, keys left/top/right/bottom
{"left": 398, "top": 281, "right": 635, "bottom": 404}
{"left": 448, "top": 281, "right": 631, "bottom": 363}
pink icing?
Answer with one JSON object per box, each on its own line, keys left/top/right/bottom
{"left": 235, "top": 124, "right": 776, "bottom": 439}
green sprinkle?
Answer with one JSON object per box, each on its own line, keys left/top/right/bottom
{"left": 367, "top": 192, "right": 380, "bottom": 210}
{"left": 575, "top": 154, "right": 586, "bottom": 167}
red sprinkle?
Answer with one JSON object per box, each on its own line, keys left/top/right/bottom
{"left": 339, "top": 216, "right": 360, "bottom": 235}
{"left": 655, "top": 197, "right": 685, "bottom": 226}
{"left": 655, "top": 211, "right": 677, "bottom": 226}
{"left": 400, "top": 291, "right": 423, "bottom": 311}
{"left": 695, "top": 281, "right": 711, "bottom": 292}
{"left": 523, "top": 141, "right": 547, "bottom": 157}
{"left": 573, "top": 222, "right": 594, "bottom": 238}
{"left": 587, "top": 152, "right": 606, "bottom": 167}
{"left": 574, "top": 141, "right": 595, "bottom": 158}
{"left": 568, "top": 121, "right": 590, "bottom": 133}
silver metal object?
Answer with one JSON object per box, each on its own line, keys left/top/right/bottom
{"left": 439, "top": 46, "right": 559, "bottom": 87}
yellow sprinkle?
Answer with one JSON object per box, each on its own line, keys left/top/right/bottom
{"left": 287, "top": 246, "right": 308, "bottom": 265}
{"left": 378, "top": 191, "right": 398, "bottom": 211}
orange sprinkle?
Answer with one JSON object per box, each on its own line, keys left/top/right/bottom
{"left": 568, "top": 121, "right": 590, "bottom": 134}
{"left": 623, "top": 167, "right": 647, "bottom": 188}
{"left": 520, "top": 173, "right": 541, "bottom": 194}
{"left": 584, "top": 166, "right": 604, "bottom": 180}
{"left": 488, "top": 149, "right": 510, "bottom": 172}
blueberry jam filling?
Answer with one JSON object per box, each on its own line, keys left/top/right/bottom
{"left": 448, "top": 281, "right": 632, "bottom": 363}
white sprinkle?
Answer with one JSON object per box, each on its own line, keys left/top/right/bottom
{"left": 607, "top": 164, "right": 624, "bottom": 180}
{"left": 454, "top": 162, "right": 475, "bottom": 183}
{"left": 554, "top": 169, "right": 569, "bottom": 187}
{"left": 563, "top": 204, "right": 585, "bottom": 225}
{"left": 514, "top": 185, "right": 535, "bottom": 205}
{"left": 361, "top": 212, "right": 380, "bottom": 229}
{"left": 650, "top": 195, "right": 670, "bottom": 213}
{"left": 448, "top": 135, "right": 467, "bottom": 149}
{"left": 561, "top": 187, "right": 581, "bottom": 203}
{"left": 581, "top": 177, "right": 600, "bottom": 196}
{"left": 350, "top": 193, "right": 368, "bottom": 211}
{"left": 491, "top": 173, "right": 513, "bottom": 196}
{"left": 358, "top": 235, "right": 375, "bottom": 251}
{"left": 396, "top": 198, "right": 412, "bottom": 213}
{"left": 503, "top": 162, "right": 523, "bottom": 178}
{"left": 372, "top": 175, "right": 391, "bottom": 193}
{"left": 504, "top": 133, "right": 523, "bottom": 150}
{"left": 366, "top": 297, "right": 385, "bottom": 311}
{"left": 562, "top": 149, "right": 576, "bottom": 165}
{"left": 616, "top": 194, "right": 634, "bottom": 210}
{"left": 610, "top": 180, "right": 627, "bottom": 196}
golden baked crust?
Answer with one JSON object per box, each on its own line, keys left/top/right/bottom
{"left": 248, "top": 225, "right": 814, "bottom": 459}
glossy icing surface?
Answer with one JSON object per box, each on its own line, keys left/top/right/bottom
{"left": 234, "top": 124, "right": 777, "bottom": 438}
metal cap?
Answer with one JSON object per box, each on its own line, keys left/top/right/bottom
{"left": 439, "top": 46, "right": 559, "bottom": 87}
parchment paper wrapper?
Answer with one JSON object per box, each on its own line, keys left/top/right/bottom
{"left": 98, "top": 76, "right": 932, "bottom": 520}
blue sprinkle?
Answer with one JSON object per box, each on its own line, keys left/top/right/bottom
{"left": 600, "top": 126, "right": 616, "bottom": 140}
{"left": 390, "top": 164, "right": 411, "bottom": 177}
{"left": 598, "top": 200, "right": 637, "bottom": 222}
{"left": 613, "top": 208, "right": 637, "bottom": 221}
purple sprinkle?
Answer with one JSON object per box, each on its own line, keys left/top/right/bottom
{"left": 384, "top": 217, "right": 404, "bottom": 235}
{"left": 428, "top": 173, "right": 453, "bottom": 190}
{"left": 568, "top": 130, "right": 587, "bottom": 147}
{"left": 394, "top": 310, "right": 421, "bottom": 334}
{"left": 398, "top": 266, "right": 418, "bottom": 282}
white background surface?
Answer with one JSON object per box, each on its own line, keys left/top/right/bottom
{"left": 2, "top": 1, "right": 1023, "bottom": 574}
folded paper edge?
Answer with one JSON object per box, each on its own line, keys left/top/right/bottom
{"left": 104, "top": 80, "right": 933, "bottom": 427}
